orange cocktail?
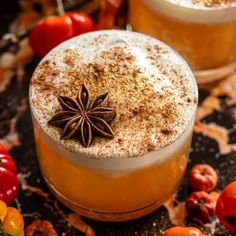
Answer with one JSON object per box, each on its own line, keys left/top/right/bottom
{"left": 129, "top": 0, "right": 236, "bottom": 83}
{"left": 29, "top": 30, "right": 198, "bottom": 221}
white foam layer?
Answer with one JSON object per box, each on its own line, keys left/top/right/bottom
{"left": 34, "top": 115, "right": 194, "bottom": 174}
{"left": 29, "top": 30, "right": 198, "bottom": 160}
{"left": 144, "top": 0, "right": 236, "bottom": 23}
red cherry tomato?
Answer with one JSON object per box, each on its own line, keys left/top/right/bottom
{"left": 0, "top": 143, "right": 8, "bottom": 154}
{"left": 186, "top": 191, "right": 215, "bottom": 222}
{"left": 162, "top": 226, "right": 206, "bottom": 236}
{"left": 0, "top": 152, "right": 18, "bottom": 205}
{"left": 188, "top": 164, "right": 218, "bottom": 192}
{"left": 215, "top": 181, "right": 236, "bottom": 232}
{"left": 29, "top": 12, "right": 95, "bottom": 57}
{"left": 0, "top": 153, "right": 17, "bottom": 175}
{"left": 68, "top": 13, "right": 95, "bottom": 35}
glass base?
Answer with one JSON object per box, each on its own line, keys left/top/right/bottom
{"left": 44, "top": 175, "right": 169, "bottom": 222}
{"left": 194, "top": 61, "right": 236, "bottom": 84}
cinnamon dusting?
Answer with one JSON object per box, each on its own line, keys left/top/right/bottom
{"left": 30, "top": 31, "right": 197, "bottom": 159}
{"left": 192, "top": 0, "right": 235, "bottom": 7}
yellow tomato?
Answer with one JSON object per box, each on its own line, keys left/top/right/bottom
{"left": 0, "top": 200, "right": 24, "bottom": 236}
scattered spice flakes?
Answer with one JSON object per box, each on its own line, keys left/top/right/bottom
{"left": 192, "top": 0, "right": 236, "bottom": 7}
{"left": 63, "top": 49, "right": 81, "bottom": 67}
{"left": 98, "top": 45, "right": 136, "bottom": 77}
{"left": 31, "top": 32, "right": 197, "bottom": 158}
{"left": 146, "top": 43, "right": 168, "bottom": 56}
{"left": 161, "top": 129, "right": 172, "bottom": 135}
{"left": 35, "top": 60, "right": 59, "bottom": 81}
{"left": 87, "top": 61, "right": 105, "bottom": 80}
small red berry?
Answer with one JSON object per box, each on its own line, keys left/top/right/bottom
{"left": 215, "top": 181, "right": 236, "bottom": 232}
{"left": 186, "top": 191, "right": 215, "bottom": 222}
{"left": 0, "top": 143, "right": 8, "bottom": 154}
{"left": 188, "top": 164, "right": 218, "bottom": 192}
{"left": 29, "top": 12, "right": 95, "bottom": 57}
{"left": 0, "top": 150, "right": 19, "bottom": 205}
{"left": 0, "top": 167, "right": 19, "bottom": 205}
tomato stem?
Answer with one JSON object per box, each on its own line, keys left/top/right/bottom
{"left": 57, "top": 0, "right": 65, "bottom": 15}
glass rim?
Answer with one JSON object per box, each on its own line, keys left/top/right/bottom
{"left": 32, "top": 112, "right": 195, "bottom": 171}
{"left": 29, "top": 30, "right": 198, "bottom": 165}
{"left": 143, "top": 0, "right": 236, "bottom": 23}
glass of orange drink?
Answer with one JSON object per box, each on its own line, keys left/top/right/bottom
{"left": 129, "top": 0, "right": 236, "bottom": 84}
{"left": 29, "top": 30, "right": 198, "bottom": 221}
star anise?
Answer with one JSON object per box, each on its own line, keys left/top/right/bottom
{"left": 48, "top": 84, "right": 116, "bottom": 147}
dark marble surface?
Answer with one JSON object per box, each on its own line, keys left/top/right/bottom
{"left": 0, "top": 4, "right": 236, "bottom": 236}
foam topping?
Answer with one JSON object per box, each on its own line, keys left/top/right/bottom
{"left": 144, "top": 0, "right": 236, "bottom": 23}
{"left": 166, "top": 0, "right": 236, "bottom": 8}
{"left": 29, "top": 30, "right": 198, "bottom": 159}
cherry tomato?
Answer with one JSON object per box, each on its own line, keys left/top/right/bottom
{"left": 68, "top": 13, "right": 95, "bottom": 35}
{"left": 29, "top": 12, "right": 95, "bottom": 57}
{"left": 0, "top": 144, "right": 8, "bottom": 155}
{"left": 215, "top": 181, "right": 236, "bottom": 232}
{"left": 162, "top": 226, "right": 206, "bottom": 236}
{"left": 0, "top": 154, "right": 17, "bottom": 176}
{"left": 0, "top": 200, "right": 24, "bottom": 236}
{"left": 188, "top": 164, "right": 218, "bottom": 192}
{"left": 186, "top": 191, "right": 215, "bottom": 222}
{"left": 0, "top": 168, "right": 19, "bottom": 206}
{"left": 0, "top": 153, "right": 18, "bottom": 205}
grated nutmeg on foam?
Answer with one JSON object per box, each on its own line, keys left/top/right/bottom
{"left": 29, "top": 31, "right": 198, "bottom": 159}
{"left": 192, "top": 0, "right": 236, "bottom": 7}
{"left": 166, "top": 0, "right": 236, "bottom": 8}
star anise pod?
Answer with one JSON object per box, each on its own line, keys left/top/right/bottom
{"left": 48, "top": 84, "right": 116, "bottom": 147}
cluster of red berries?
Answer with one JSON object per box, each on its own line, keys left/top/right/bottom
{"left": 186, "top": 164, "right": 217, "bottom": 222}
{"left": 163, "top": 164, "right": 236, "bottom": 235}
{"left": 0, "top": 143, "right": 19, "bottom": 205}
{"left": 186, "top": 163, "right": 236, "bottom": 232}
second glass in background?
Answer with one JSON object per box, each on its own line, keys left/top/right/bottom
{"left": 129, "top": 0, "right": 236, "bottom": 83}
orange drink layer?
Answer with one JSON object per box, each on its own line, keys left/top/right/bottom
{"left": 33, "top": 117, "right": 192, "bottom": 220}
{"left": 29, "top": 30, "right": 198, "bottom": 221}
{"left": 129, "top": 0, "right": 236, "bottom": 83}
